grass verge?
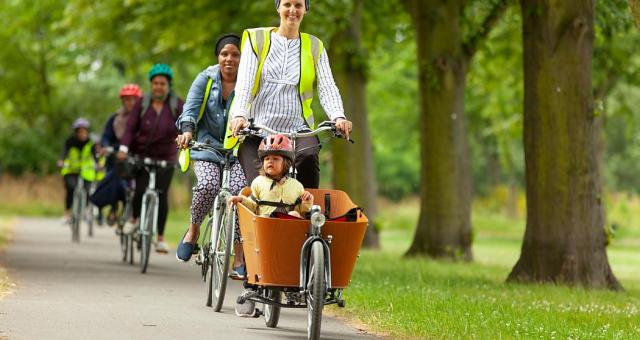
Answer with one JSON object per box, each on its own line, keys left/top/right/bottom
{"left": 0, "top": 217, "right": 15, "bottom": 299}
{"left": 328, "top": 200, "right": 640, "bottom": 339}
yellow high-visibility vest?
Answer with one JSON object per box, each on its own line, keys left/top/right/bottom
{"left": 223, "top": 27, "right": 324, "bottom": 149}
{"left": 60, "top": 142, "right": 97, "bottom": 182}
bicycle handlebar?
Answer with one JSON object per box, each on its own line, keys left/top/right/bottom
{"left": 239, "top": 119, "right": 355, "bottom": 144}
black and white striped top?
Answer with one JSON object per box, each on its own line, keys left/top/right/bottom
{"left": 231, "top": 31, "right": 346, "bottom": 133}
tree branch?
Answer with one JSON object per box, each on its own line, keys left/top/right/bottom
{"left": 462, "top": 0, "right": 509, "bottom": 62}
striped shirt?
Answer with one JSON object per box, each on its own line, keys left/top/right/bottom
{"left": 231, "top": 31, "right": 346, "bottom": 134}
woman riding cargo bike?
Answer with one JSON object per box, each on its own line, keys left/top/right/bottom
{"left": 223, "top": 0, "right": 360, "bottom": 338}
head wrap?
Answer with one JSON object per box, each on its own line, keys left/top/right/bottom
{"left": 215, "top": 33, "right": 241, "bottom": 56}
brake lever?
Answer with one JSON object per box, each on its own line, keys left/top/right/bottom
{"left": 334, "top": 131, "right": 355, "bottom": 144}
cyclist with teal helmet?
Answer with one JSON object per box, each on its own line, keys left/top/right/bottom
{"left": 117, "top": 63, "right": 184, "bottom": 254}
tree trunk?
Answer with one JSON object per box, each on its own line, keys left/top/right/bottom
{"left": 329, "top": 0, "right": 379, "bottom": 248}
{"left": 630, "top": 0, "right": 640, "bottom": 28}
{"left": 404, "top": 0, "right": 473, "bottom": 260}
{"left": 507, "top": 0, "right": 621, "bottom": 290}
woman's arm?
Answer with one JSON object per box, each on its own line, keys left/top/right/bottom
{"left": 229, "top": 40, "right": 259, "bottom": 120}
{"left": 177, "top": 71, "right": 209, "bottom": 133}
{"left": 316, "top": 49, "right": 346, "bottom": 121}
{"left": 101, "top": 116, "right": 116, "bottom": 147}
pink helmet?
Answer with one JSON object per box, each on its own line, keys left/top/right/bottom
{"left": 119, "top": 84, "right": 143, "bottom": 98}
{"left": 258, "top": 134, "right": 294, "bottom": 161}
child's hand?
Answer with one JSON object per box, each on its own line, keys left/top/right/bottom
{"left": 228, "top": 196, "right": 243, "bottom": 207}
{"left": 300, "top": 191, "right": 313, "bottom": 202}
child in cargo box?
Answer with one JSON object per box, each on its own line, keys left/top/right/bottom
{"left": 228, "top": 134, "right": 313, "bottom": 218}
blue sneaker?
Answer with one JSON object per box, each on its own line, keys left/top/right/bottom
{"left": 230, "top": 265, "right": 246, "bottom": 280}
{"left": 176, "top": 231, "right": 197, "bottom": 262}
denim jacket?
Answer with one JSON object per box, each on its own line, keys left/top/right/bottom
{"left": 177, "top": 65, "right": 235, "bottom": 164}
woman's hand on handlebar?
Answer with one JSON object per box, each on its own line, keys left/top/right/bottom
{"left": 176, "top": 132, "right": 193, "bottom": 150}
{"left": 335, "top": 118, "right": 353, "bottom": 140}
{"left": 230, "top": 117, "right": 249, "bottom": 136}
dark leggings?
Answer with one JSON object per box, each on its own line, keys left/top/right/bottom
{"left": 132, "top": 167, "right": 174, "bottom": 237}
{"left": 63, "top": 174, "right": 91, "bottom": 210}
{"left": 237, "top": 135, "right": 321, "bottom": 189}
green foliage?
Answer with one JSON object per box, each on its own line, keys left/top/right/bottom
{"left": 367, "top": 33, "right": 420, "bottom": 200}
{"left": 1, "top": 0, "right": 640, "bottom": 199}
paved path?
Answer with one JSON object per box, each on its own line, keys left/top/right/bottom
{"left": 0, "top": 218, "right": 377, "bottom": 340}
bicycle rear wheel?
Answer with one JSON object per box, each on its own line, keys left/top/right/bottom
{"left": 140, "top": 195, "right": 156, "bottom": 274}
{"left": 306, "top": 242, "right": 326, "bottom": 340}
{"left": 209, "top": 203, "right": 234, "bottom": 312}
{"left": 120, "top": 233, "right": 128, "bottom": 262}
{"left": 128, "top": 234, "right": 135, "bottom": 265}
{"left": 87, "top": 204, "right": 94, "bottom": 237}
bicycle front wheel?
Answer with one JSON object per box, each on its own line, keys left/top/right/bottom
{"left": 264, "top": 288, "right": 282, "bottom": 328}
{"left": 209, "top": 203, "right": 234, "bottom": 312}
{"left": 71, "top": 191, "right": 83, "bottom": 243}
{"left": 306, "top": 242, "right": 326, "bottom": 340}
{"left": 140, "top": 195, "right": 156, "bottom": 274}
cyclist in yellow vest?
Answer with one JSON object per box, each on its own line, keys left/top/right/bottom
{"left": 57, "top": 118, "right": 99, "bottom": 224}
{"left": 228, "top": 0, "right": 353, "bottom": 318}
{"left": 229, "top": 0, "right": 353, "bottom": 192}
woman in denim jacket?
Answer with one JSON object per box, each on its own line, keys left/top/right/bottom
{"left": 175, "top": 34, "right": 247, "bottom": 268}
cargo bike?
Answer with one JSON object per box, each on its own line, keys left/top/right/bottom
{"left": 192, "top": 120, "right": 368, "bottom": 340}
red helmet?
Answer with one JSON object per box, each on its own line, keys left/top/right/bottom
{"left": 258, "top": 134, "right": 294, "bottom": 161}
{"left": 119, "top": 84, "right": 143, "bottom": 98}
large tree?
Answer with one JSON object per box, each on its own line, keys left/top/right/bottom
{"left": 403, "top": 0, "right": 508, "bottom": 259}
{"left": 507, "top": 0, "right": 621, "bottom": 290}
{"left": 326, "top": 0, "right": 380, "bottom": 248}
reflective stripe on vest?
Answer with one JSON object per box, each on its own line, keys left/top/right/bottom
{"left": 242, "top": 27, "right": 324, "bottom": 129}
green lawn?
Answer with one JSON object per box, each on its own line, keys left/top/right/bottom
{"left": 163, "top": 199, "right": 640, "bottom": 339}
{"left": 327, "top": 203, "right": 640, "bottom": 339}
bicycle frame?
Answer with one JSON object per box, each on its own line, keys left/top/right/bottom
{"left": 138, "top": 164, "right": 160, "bottom": 241}
{"left": 188, "top": 143, "right": 236, "bottom": 256}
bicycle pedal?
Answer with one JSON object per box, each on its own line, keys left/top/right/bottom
{"left": 253, "top": 308, "right": 262, "bottom": 318}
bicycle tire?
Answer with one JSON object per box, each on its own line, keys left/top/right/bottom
{"left": 210, "top": 203, "right": 234, "bottom": 312}
{"left": 128, "top": 234, "right": 134, "bottom": 265}
{"left": 140, "top": 195, "right": 156, "bottom": 274}
{"left": 87, "top": 204, "right": 94, "bottom": 237}
{"left": 120, "top": 233, "right": 128, "bottom": 262}
{"left": 264, "top": 288, "right": 282, "bottom": 328}
{"left": 71, "top": 189, "right": 83, "bottom": 243}
{"left": 306, "top": 242, "right": 326, "bottom": 340}
{"left": 200, "top": 216, "right": 214, "bottom": 307}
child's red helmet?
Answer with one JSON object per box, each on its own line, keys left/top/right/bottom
{"left": 258, "top": 134, "right": 294, "bottom": 161}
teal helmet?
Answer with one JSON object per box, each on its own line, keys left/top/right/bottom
{"left": 148, "top": 63, "right": 173, "bottom": 82}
